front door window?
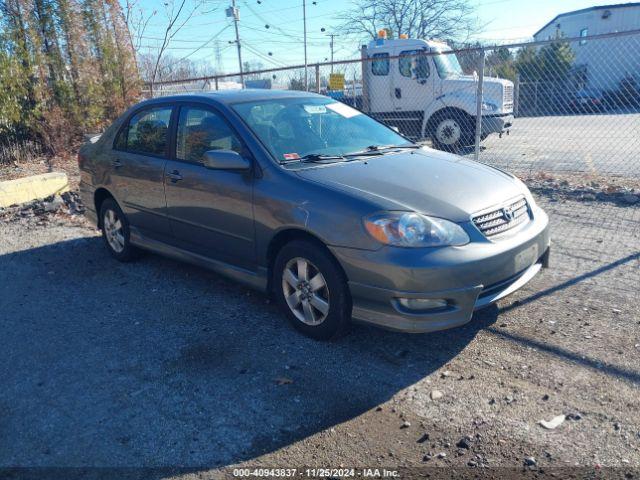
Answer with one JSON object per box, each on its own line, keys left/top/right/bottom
{"left": 176, "top": 107, "right": 243, "bottom": 164}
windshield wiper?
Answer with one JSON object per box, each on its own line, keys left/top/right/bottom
{"left": 280, "top": 153, "right": 345, "bottom": 164}
{"left": 344, "top": 144, "right": 420, "bottom": 157}
{"left": 369, "top": 143, "right": 421, "bottom": 151}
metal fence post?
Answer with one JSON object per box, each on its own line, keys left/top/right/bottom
{"left": 474, "top": 49, "right": 485, "bottom": 162}
{"left": 514, "top": 73, "right": 520, "bottom": 118}
{"left": 360, "top": 45, "right": 370, "bottom": 113}
{"left": 315, "top": 64, "right": 320, "bottom": 93}
{"left": 352, "top": 76, "right": 357, "bottom": 105}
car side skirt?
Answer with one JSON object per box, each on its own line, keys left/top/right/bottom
{"left": 129, "top": 227, "right": 268, "bottom": 292}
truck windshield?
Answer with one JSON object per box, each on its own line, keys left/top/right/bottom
{"left": 433, "top": 52, "right": 463, "bottom": 78}
{"left": 231, "top": 97, "right": 412, "bottom": 163}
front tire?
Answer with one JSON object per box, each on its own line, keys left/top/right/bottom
{"left": 99, "top": 198, "right": 140, "bottom": 262}
{"left": 431, "top": 113, "right": 473, "bottom": 153}
{"left": 273, "top": 240, "right": 351, "bottom": 340}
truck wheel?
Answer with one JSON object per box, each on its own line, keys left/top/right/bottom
{"left": 431, "top": 114, "right": 473, "bottom": 153}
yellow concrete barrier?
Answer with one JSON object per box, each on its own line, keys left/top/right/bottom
{"left": 0, "top": 172, "right": 69, "bottom": 208}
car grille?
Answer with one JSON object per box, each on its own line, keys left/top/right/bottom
{"left": 472, "top": 197, "right": 531, "bottom": 238}
{"left": 503, "top": 85, "right": 514, "bottom": 110}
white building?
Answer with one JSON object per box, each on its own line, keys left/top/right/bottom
{"left": 533, "top": 3, "right": 640, "bottom": 91}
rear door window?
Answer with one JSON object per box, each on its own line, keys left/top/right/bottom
{"left": 116, "top": 106, "right": 173, "bottom": 157}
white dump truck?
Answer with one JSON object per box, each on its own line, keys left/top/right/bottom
{"left": 361, "top": 34, "right": 514, "bottom": 151}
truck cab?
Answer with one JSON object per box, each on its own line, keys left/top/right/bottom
{"left": 362, "top": 35, "right": 514, "bottom": 151}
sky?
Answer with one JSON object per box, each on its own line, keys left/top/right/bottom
{"left": 132, "top": 0, "right": 639, "bottom": 74}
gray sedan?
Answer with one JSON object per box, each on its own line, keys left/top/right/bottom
{"left": 79, "top": 90, "right": 549, "bottom": 340}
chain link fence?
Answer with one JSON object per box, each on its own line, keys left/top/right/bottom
{"left": 145, "top": 30, "right": 640, "bottom": 296}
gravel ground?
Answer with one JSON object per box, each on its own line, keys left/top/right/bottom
{"left": 0, "top": 189, "right": 638, "bottom": 478}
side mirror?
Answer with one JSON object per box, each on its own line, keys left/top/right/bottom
{"left": 202, "top": 150, "right": 250, "bottom": 170}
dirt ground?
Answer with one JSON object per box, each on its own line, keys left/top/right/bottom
{"left": 0, "top": 154, "right": 80, "bottom": 187}
{"left": 1, "top": 170, "right": 639, "bottom": 479}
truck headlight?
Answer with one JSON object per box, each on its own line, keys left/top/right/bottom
{"left": 482, "top": 102, "right": 498, "bottom": 112}
{"left": 364, "top": 212, "right": 469, "bottom": 247}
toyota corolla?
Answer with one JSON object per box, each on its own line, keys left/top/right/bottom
{"left": 79, "top": 90, "right": 550, "bottom": 340}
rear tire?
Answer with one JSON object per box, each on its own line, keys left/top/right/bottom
{"left": 99, "top": 198, "right": 140, "bottom": 262}
{"left": 273, "top": 240, "right": 351, "bottom": 340}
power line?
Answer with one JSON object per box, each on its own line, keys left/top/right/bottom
{"left": 239, "top": 0, "right": 328, "bottom": 41}
{"left": 241, "top": 22, "right": 327, "bottom": 40}
{"left": 242, "top": 41, "right": 290, "bottom": 68}
{"left": 476, "top": 0, "right": 517, "bottom": 6}
{"left": 141, "top": 0, "right": 319, "bottom": 30}
{"left": 139, "top": 35, "right": 217, "bottom": 43}
{"left": 136, "top": 0, "right": 366, "bottom": 72}
{"left": 477, "top": 23, "right": 543, "bottom": 34}
{"left": 140, "top": 25, "right": 327, "bottom": 45}
{"left": 162, "top": 24, "right": 232, "bottom": 69}
{"left": 240, "top": 0, "right": 302, "bottom": 42}
{"left": 238, "top": 23, "right": 326, "bottom": 43}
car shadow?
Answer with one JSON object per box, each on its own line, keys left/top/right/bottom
{"left": 0, "top": 237, "right": 500, "bottom": 471}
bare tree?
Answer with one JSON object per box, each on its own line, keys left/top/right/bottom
{"left": 122, "top": 0, "right": 156, "bottom": 53}
{"left": 337, "top": 0, "right": 479, "bottom": 42}
{"left": 146, "top": 0, "right": 206, "bottom": 93}
{"left": 137, "top": 52, "right": 215, "bottom": 83}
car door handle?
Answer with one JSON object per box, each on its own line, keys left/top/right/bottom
{"left": 166, "top": 170, "right": 183, "bottom": 182}
{"left": 112, "top": 159, "right": 123, "bottom": 169}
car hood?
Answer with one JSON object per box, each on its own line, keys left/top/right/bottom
{"left": 294, "top": 148, "right": 525, "bottom": 222}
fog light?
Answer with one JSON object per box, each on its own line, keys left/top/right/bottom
{"left": 398, "top": 298, "right": 448, "bottom": 311}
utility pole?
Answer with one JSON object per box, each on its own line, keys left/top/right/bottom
{"left": 303, "top": 0, "right": 308, "bottom": 90}
{"left": 227, "top": 0, "right": 244, "bottom": 87}
{"left": 326, "top": 33, "right": 338, "bottom": 74}
{"left": 214, "top": 39, "right": 223, "bottom": 74}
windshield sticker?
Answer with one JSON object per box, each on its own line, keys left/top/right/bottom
{"left": 326, "top": 102, "right": 361, "bottom": 118}
{"left": 283, "top": 153, "right": 300, "bottom": 160}
{"left": 303, "top": 104, "right": 327, "bottom": 114}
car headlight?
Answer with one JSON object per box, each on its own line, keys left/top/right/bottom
{"left": 482, "top": 102, "right": 498, "bottom": 112}
{"left": 364, "top": 212, "right": 469, "bottom": 247}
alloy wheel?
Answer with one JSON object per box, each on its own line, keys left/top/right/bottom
{"left": 103, "top": 209, "right": 125, "bottom": 253}
{"left": 281, "top": 257, "right": 330, "bottom": 326}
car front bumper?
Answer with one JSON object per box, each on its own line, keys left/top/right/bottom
{"left": 330, "top": 207, "right": 550, "bottom": 333}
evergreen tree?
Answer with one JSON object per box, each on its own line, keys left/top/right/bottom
{"left": 0, "top": 0, "right": 140, "bottom": 160}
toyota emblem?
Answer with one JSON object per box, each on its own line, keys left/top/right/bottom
{"left": 502, "top": 207, "right": 514, "bottom": 221}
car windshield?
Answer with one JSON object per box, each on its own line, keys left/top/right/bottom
{"left": 433, "top": 52, "right": 463, "bottom": 78}
{"left": 231, "top": 97, "right": 412, "bottom": 163}
{"left": 576, "top": 88, "right": 601, "bottom": 97}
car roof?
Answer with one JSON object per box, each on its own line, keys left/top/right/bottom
{"left": 139, "top": 89, "right": 324, "bottom": 108}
